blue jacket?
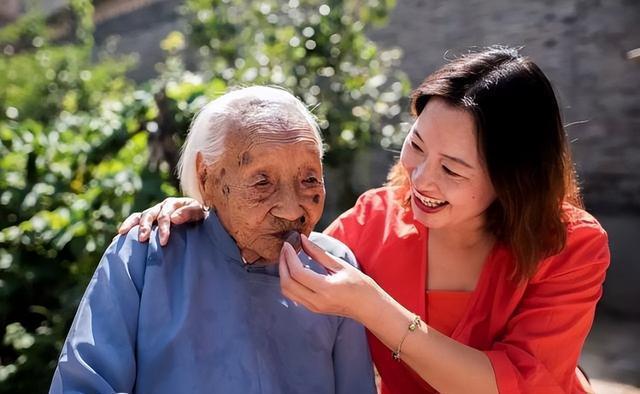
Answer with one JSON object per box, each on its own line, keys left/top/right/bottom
{"left": 50, "top": 213, "right": 375, "bottom": 394}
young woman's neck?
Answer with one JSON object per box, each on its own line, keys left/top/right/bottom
{"left": 429, "top": 219, "right": 494, "bottom": 251}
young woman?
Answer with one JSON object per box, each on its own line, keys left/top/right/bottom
{"left": 120, "top": 47, "right": 609, "bottom": 393}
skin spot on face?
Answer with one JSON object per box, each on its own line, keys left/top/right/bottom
{"left": 213, "top": 167, "right": 226, "bottom": 186}
{"left": 313, "top": 194, "right": 320, "bottom": 204}
{"left": 240, "top": 152, "right": 251, "bottom": 166}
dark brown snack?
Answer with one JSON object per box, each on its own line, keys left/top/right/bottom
{"left": 284, "top": 230, "right": 302, "bottom": 253}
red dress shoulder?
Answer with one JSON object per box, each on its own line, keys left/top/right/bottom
{"left": 325, "top": 187, "right": 610, "bottom": 394}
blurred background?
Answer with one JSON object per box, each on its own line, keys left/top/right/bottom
{"left": 0, "top": 0, "right": 638, "bottom": 392}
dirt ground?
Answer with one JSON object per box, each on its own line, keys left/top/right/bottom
{"left": 581, "top": 312, "right": 640, "bottom": 393}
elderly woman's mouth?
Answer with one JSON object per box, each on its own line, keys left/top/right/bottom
{"left": 284, "top": 230, "right": 302, "bottom": 251}
{"left": 272, "top": 230, "right": 302, "bottom": 252}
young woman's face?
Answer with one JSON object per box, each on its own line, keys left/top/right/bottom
{"left": 400, "top": 97, "right": 496, "bottom": 232}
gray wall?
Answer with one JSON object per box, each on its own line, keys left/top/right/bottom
{"left": 366, "top": 0, "right": 640, "bottom": 316}
{"left": 93, "top": 0, "right": 183, "bottom": 82}
{"left": 29, "top": 0, "right": 640, "bottom": 316}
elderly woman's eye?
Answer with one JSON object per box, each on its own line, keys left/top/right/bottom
{"left": 254, "top": 178, "right": 270, "bottom": 187}
{"left": 303, "top": 176, "right": 320, "bottom": 184}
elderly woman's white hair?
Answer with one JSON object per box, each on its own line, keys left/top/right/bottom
{"left": 177, "top": 86, "right": 324, "bottom": 204}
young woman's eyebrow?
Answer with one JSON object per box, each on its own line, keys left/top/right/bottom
{"left": 413, "top": 128, "right": 424, "bottom": 142}
{"left": 442, "top": 154, "right": 474, "bottom": 169}
{"left": 412, "top": 127, "right": 473, "bottom": 170}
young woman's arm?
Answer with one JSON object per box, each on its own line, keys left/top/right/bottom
{"left": 279, "top": 237, "right": 499, "bottom": 394}
{"left": 280, "top": 226, "right": 609, "bottom": 394}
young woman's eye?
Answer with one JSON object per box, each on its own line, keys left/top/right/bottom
{"left": 410, "top": 141, "right": 423, "bottom": 152}
{"left": 442, "top": 165, "right": 460, "bottom": 177}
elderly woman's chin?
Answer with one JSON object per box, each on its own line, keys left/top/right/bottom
{"left": 240, "top": 242, "right": 283, "bottom": 264}
{"left": 240, "top": 230, "right": 308, "bottom": 264}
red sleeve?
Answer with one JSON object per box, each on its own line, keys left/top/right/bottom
{"left": 485, "top": 224, "right": 610, "bottom": 393}
{"left": 323, "top": 192, "right": 371, "bottom": 258}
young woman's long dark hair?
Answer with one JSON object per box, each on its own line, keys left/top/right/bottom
{"left": 388, "top": 46, "right": 582, "bottom": 281}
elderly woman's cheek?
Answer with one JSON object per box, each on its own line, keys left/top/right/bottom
{"left": 202, "top": 172, "right": 226, "bottom": 206}
{"left": 312, "top": 193, "right": 322, "bottom": 204}
{"left": 246, "top": 188, "right": 277, "bottom": 208}
{"left": 304, "top": 189, "right": 325, "bottom": 229}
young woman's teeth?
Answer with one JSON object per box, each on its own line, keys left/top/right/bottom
{"left": 416, "top": 192, "right": 447, "bottom": 208}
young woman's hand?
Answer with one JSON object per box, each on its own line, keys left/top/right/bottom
{"left": 279, "top": 234, "right": 382, "bottom": 322}
{"left": 117, "top": 197, "right": 206, "bottom": 245}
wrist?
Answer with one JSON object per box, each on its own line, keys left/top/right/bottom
{"left": 352, "top": 278, "right": 388, "bottom": 324}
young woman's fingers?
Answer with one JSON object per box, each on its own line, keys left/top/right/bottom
{"left": 156, "top": 198, "right": 195, "bottom": 244}
{"left": 281, "top": 242, "right": 328, "bottom": 291}
{"left": 300, "top": 234, "right": 349, "bottom": 273}
{"left": 157, "top": 202, "right": 178, "bottom": 246}
{"left": 278, "top": 245, "right": 320, "bottom": 309}
{"left": 137, "top": 203, "right": 163, "bottom": 242}
{"left": 118, "top": 212, "right": 142, "bottom": 235}
{"left": 170, "top": 201, "right": 206, "bottom": 224}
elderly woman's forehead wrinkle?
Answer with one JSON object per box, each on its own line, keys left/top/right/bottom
{"left": 239, "top": 151, "right": 251, "bottom": 166}
{"left": 248, "top": 129, "right": 319, "bottom": 145}
{"left": 228, "top": 132, "right": 320, "bottom": 170}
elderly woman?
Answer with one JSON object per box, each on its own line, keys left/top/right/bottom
{"left": 50, "top": 86, "right": 376, "bottom": 394}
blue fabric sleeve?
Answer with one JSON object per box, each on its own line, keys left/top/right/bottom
{"left": 333, "top": 316, "right": 376, "bottom": 394}
{"left": 49, "top": 228, "right": 149, "bottom": 394}
{"left": 319, "top": 233, "right": 376, "bottom": 394}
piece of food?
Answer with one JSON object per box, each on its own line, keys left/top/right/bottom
{"left": 284, "top": 230, "right": 302, "bottom": 252}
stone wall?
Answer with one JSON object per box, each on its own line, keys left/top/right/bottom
{"left": 367, "top": 0, "right": 640, "bottom": 214}
{"left": 23, "top": 0, "right": 640, "bottom": 316}
{"left": 93, "top": 0, "right": 183, "bottom": 81}
{"left": 366, "top": 0, "right": 640, "bottom": 316}
{"left": 0, "top": 0, "right": 22, "bottom": 26}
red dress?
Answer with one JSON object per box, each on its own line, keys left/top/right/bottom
{"left": 324, "top": 187, "right": 609, "bottom": 394}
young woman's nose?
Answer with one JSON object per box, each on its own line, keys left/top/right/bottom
{"left": 412, "top": 161, "right": 437, "bottom": 190}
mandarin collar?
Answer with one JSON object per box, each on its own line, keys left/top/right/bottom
{"left": 202, "top": 212, "right": 281, "bottom": 275}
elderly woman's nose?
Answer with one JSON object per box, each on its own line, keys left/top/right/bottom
{"left": 272, "top": 190, "right": 306, "bottom": 221}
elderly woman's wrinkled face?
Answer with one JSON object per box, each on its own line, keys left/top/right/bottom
{"left": 197, "top": 125, "right": 325, "bottom": 263}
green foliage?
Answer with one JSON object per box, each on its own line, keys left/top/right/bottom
{"left": 181, "top": 0, "right": 409, "bottom": 162}
{"left": 0, "top": 0, "right": 409, "bottom": 391}
{"left": 0, "top": 3, "right": 175, "bottom": 392}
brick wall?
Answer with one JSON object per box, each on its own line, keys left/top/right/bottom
{"left": 366, "top": 0, "right": 640, "bottom": 315}
{"left": 367, "top": 0, "right": 640, "bottom": 215}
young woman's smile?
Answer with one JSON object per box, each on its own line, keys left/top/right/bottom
{"left": 399, "top": 97, "right": 496, "bottom": 232}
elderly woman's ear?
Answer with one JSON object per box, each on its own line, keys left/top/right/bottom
{"left": 196, "top": 152, "right": 209, "bottom": 204}
{"left": 196, "top": 151, "right": 221, "bottom": 212}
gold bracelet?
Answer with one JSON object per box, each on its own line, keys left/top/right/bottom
{"left": 392, "top": 315, "right": 421, "bottom": 361}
